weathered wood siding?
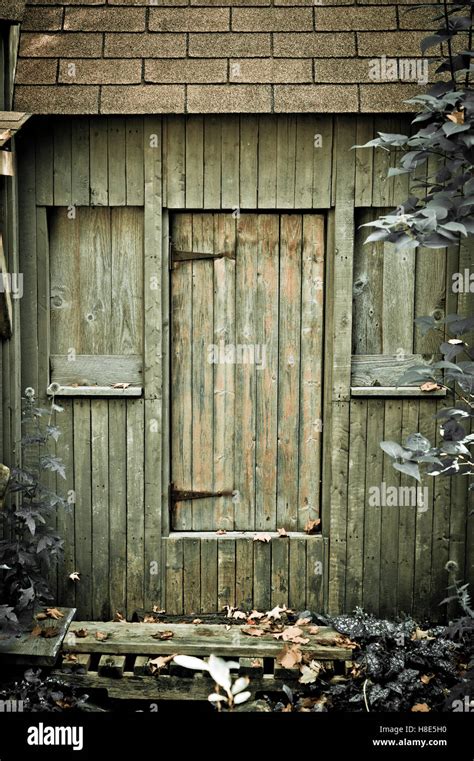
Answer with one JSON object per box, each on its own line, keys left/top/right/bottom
{"left": 15, "top": 114, "right": 473, "bottom": 621}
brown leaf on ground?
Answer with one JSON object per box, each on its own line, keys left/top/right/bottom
{"left": 296, "top": 617, "right": 312, "bottom": 626}
{"left": 420, "top": 382, "right": 440, "bottom": 392}
{"left": 308, "top": 625, "right": 320, "bottom": 635}
{"left": 411, "top": 703, "right": 430, "bottom": 712}
{"left": 143, "top": 615, "right": 159, "bottom": 624}
{"left": 216, "top": 529, "right": 227, "bottom": 535}
{"left": 149, "top": 654, "right": 175, "bottom": 674}
{"left": 75, "top": 628, "right": 88, "bottom": 638}
{"left": 41, "top": 627, "right": 60, "bottom": 638}
{"left": 152, "top": 606, "right": 165, "bottom": 614}
{"left": 241, "top": 625, "right": 266, "bottom": 637}
{"left": 447, "top": 109, "right": 464, "bottom": 125}
{"left": 277, "top": 644, "right": 303, "bottom": 669}
{"left": 280, "top": 626, "right": 310, "bottom": 644}
{"left": 232, "top": 611, "right": 247, "bottom": 620}
{"left": 151, "top": 630, "right": 174, "bottom": 641}
{"left": 192, "top": 618, "right": 203, "bottom": 625}
{"left": 304, "top": 518, "right": 321, "bottom": 535}
{"left": 35, "top": 612, "right": 48, "bottom": 621}
{"left": 113, "top": 611, "right": 125, "bottom": 622}
{"left": 420, "top": 674, "right": 434, "bottom": 685}
{"left": 55, "top": 698, "right": 73, "bottom": 709}
{"left": 334, "top": 634, "right": 357, "bottom": 649}
{"left": 299, "top": 660, "right": 323, "bottom": 684}
{"left": 251, "top": 658, "right": 261, "bottom": 667}
{"left": 411, "top": 627, "right": 435, "bottom": 641}
{"left": 282, "top": 703, "right": 293, "bottom": 712}
{"left": 30, "top": 625, "right": 42, "bottom": 637}
{"left": 266, "top": 605, "right": 287, "bottom": 620}
{"left": 46, "top": 608, "right": 64, "bottom": 620}
{"left": 277, "top": 527, "right": 289, "bottom": 538}
{"left": 95, "top": 631, "right": 109, "bottom": 641}
{"left": 63, "top": 654, "right": 78, "bottom": 663}
{"left": 112, "top": 382, "right": 130, "bottom": 389}
{"left": 248, "top": 610, "right": 265, "bottom": 620}
{"left": 253, "top": 533, "right": 272, "bottom": 543}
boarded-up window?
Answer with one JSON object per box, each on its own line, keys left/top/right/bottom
{"left": 49, "top": 207, "right": 143, "bottom": 387}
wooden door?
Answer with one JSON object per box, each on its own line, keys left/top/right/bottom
{"left": 170, "top": 213, "right": 324, "bottom": 533}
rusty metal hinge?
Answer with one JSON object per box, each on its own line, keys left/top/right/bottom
{"left": 170, "top": 483, "right": 234, "bottom": 502}
{"left": 170, "top": 243, "right": 235, "bottom": 269}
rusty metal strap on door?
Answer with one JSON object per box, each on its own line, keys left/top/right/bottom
{"left": 170, "top": 243, "right": 235, "bottom": 268}
{"left": 170, "top": 484, "right": 234, "bottom": 502}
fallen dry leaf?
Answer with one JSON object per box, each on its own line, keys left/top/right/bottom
{"left": 251, "top": 658, "right": 261, "bottom": 667}
{"left": 143, "top": 615, "right": 160, "bottom": 624}
{"left": 411, "top": 703, "right": 430, "bottom": 713}
{"left": 35, "top": 612, "right": 48, "bottom": 621}
{"left": 280, "top": 626, "right": 309, "bottom": 645}
{"left": 63, "top": 654, "right": 78, "bottom": 663}
{"left": 55, "top": 698, "right": 73, "bottom": 709}
{"left": 304, "top": 518, "right": 321, "bottom": 535}
{"left": 253, "top": 532, "right": 272, "bottom": 543}
{"left": 112, "top": 382, "right": 130, "bottom": 389}
{"left": 299, "top": 660, "right": 323, "bottom": 684}
{"left": 420, "top": 382, "right": 440, "bottom": 392}
{"left": 41, "top": 627, "right": 60, "bottom": 638}
{"left": 46, "top": 608, "right": 64, "bottom": 620}
{"left": 248, "top": 610, "right": 265, "bottom": 620}
{"left": 216, "top": 529, "right": 227, "bottom": 535}
{"left": 95, "top": 631, "right": 109, "bottom": 642}
{"left": 308, "top": 625, "right": 320, "bottom": 635}
{"left": 277, "top": 644, "right": 302, "bottom": 669}
{"left": 149, "top": 654, "right": 175, "bottom": 674}
{"left": 241, "top": 625, "right": 266, "bottom": 637}
{"left": 152, "top": 606, "right": 165, "bottom": 614}
{"left": 266, "top": 605, "right": 287, "bottom": 621}
{"left": 192, "top": 618, "right": 203, "bottom": 625}
{"left": 334, "top": 634, "right": 358, "bottom": 649}
{"left": 447, "top": 109, "right": 464, "bottom": 125}
{"left": 411, "top": 627, "right": 435, "bottom": 642}
{"left": 69, "top": 571, "right": 80, "bottom": 582}
{"left": 277, "top": 527, "right": 288, "bottom": 538}
{"left": 232, "top": 611, "right": 247, "bottom": 620}
{"left": 30, "top": 625, "right": 42, "bottom": 637}
{"left": 282, "top": 703, "right": 293, "bottom": 712}
{"left": 113, "top": 611, "right": 125, "bottom": 622}
{"left": 420, "top": 674, "right": 434, "bottom": 685}
{"left": 151, "top": 630, "right": 174, "bottom": 641}
{"left": 225, "top": 624, "right": 231, "bottom": 631}
{"left": 296, "top": 617, "right": 312, "bottom": 626}
{"left": 75, "top": 628, "right": 88, "bottom": 638}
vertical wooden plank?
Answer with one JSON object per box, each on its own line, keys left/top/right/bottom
{"left": 253, "top": 540, "right": 271, "bottom": 611}
{"left": 382, "top": 245, "right": 415, "bottom": 356}
{"left": 126, "top": 117, "right": 144, "bottom": 206}
{"left": 218, "top": 540, "right": 236, "bottom": 610}
{"left": 81, "top": 208, "right": 112, "bottom": 354}
{"left": 414, "top": 248, "right": 447, "bottom": 354}
{"left": 161, "top": 210, "right": 170, "bottom": 544}
{"left": 49, "top": 209, "right": 82, "bottom": 355}
{"left": 18, "top": 132, "right": 38, "bottom": 392}
{"left": 185, "top": 116, "right": 204, "bottom": 209}
{"left": 276, "top": 117, "right": 296, "bottom": 209}
{"left": 294, "top": 116, "right": 314, "bottom": 209}
{"left": 203, "top": 116, "right": 221, "bottom": 209}
{"left": 183, "top": 537, "right": 201, "bottom": 614}
{"left": 108, "top": 400, "right": 127, "bottom": 617}
{"left": 239, "top": 116, "right": 258, "bottom": 209}
{"left": 321, "top": 209, "right": 335, "bottom": 534}
{"left": 166, "top": 116, "right": 185, "bottom": 208}
{"left": 108, "top": 118, "right": 126, "bottom": 206}
{"left": 71, "top": 117, "right": 90, "bottom": 206}
{"left": 328, "top": 118, "right": 356, "bottom": 614}
{"left": 397, "top": 399, "right": 418, "bottom": 616}
{"left": 56, "top": 400, "right": 76, "bottom": 608}
{"left": 126, "top": 399, "right": 145, "bottom": 618}
{"left": 306, "top": 538, "right": 324, "bottom": 612}
{"left": 36, "top": 207, "right": 50, "bottom": 397}
{"left": 171, "top": 216, "right": 193, "bottom": 530}
{"left": 255, "top": 215, "right": 279, "bottom": 531}
{"left": 91, "top": 400, "right": 109, "bottom": 620}
{"left": 352, "top": 210, "right": 384, "bottom": 355}
{"left": 111, "top": 207, "right": 143, "bottom": 355}
{"left": 200, "top": 537, "right": 218, "bottom": 613}
{"left": 234, "top": 214, "right": 257, "bottom": 530}
{"left": 221, "top": 116, "right": 240, "bottom": 210}
{"left": 379, "top": 399, "right": 402, "bottom": 618}
{"left": 289, "top": 537, "right": 306, "bottom": 611}
{"left": 354, "top": 115, "right": 374, "bottom": 207}
{"left": 35, "top": 119, "right": 54, "bottom": 205}
{"left": 298, "top": 215, "right": 324, "bottom": 529}
{"left": 413, "top": 400, "right": 435, "bottom": 618}
{"left": 143, "top": 118, "right": 164, "bottom": 606}
{"left": 165, "top": 537, "right": 183, "bottom": 614}
{"left": 345, "top": 399, "right": 367, "bottom": 612}
{"left": 213, "top": 214, "right": 236, "bottom": 529}
{"left": 372, "top": 116, "right": 399, "bottom": 207}
{"left": 257, "top": 115, "right": 277, "bottom": 209}
{"left": 312, "top": 116, "right": 333, "bottom": 209}
{"left": 363, "top": 399, "right": 384, "bottom": 614}
{"left": 271, "top": 537, "right": 289, "bottom": 608}
{"left": 277, "top": 214, "right": 302, "bottom": 531}
{"left": 90, "top": 118, "right": 108, "bottom": 206}
{"left": 73, "top": 399, "right": 92, "bottom": 620}
{"left": 53, "top": 118, "right": 72, "bottom": 205}
{"left": 235, "top": 537, "right": 253, "bottom": 611}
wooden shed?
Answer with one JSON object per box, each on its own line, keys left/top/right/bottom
{"left": 0, "top": 0, "right": 472, "bottom": 622}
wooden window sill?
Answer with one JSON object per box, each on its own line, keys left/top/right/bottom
{"left": 47, "top": 385, "right": 143, "bottom": 398}
{"left": 351, "top": 386, "right": 447, "bottom": 398}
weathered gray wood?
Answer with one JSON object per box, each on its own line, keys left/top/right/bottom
{"left": 183, "top": 537, "right": 201, "bottom": 615}
{"left": 64, "top": 621, "right": 354, "bottom": 659}
{"left": 379, "top": 399, "right": 402, "bottom": 618}
{"left": 144, "top": 398, "right": 162, "bottom": 611}
{"left": 253, "top": 539, "right": 271, "bottom": 611}
{"left": 257, "top": 116, "right": 277, "bottom": 208}
{"left": 51, "top": 355, "right": 143, "bottom": 386}
{"left": 125, "top": 117, "right": 144, "bottom": 206}
{"left": 91, "top": 401, "right": 109, "bottom": 621}
{"left": 185, "top": 116, "right": 203, "bottom": 209}
{"left": 362, "top": 399, "right": 384, "bottom": 613}
{"left": 351, "top": 354, "right": 437, "bottom": 388}
{"left": 382, "top": 243, "right": 415, "bottom": 355}
{"left": 294, "top": 116, "right": 314, "bottom": 208}
{"left": 0, "top": 235, "right": 12, "bottom": 338}
{"left": 312, "top": 116, "right": 333, "bottom": 209}
{"left": 56, "top": 399, "right": 76, "bottom": 608}
{"left": 289, "top": 536, "right": 306, "bottom": 611}
{"left": 345, "top": 399, "right": 366, "bottom": 612}
{"left": 221, "top": 116, "right": 240, "bottom": 209}
{"left": 352, "top": 209, "right": 383, "bottom": 355}
{"left": 217, "top": 539, "right": 236, "bottom": 611}
{"left": 0, "top": 462, "right": 10, "bottom": 508}
{"left": 276, "top": 116, "right": 296, "bottom": 208}
{"left": 36, "top": 207, "right": 49, "bottom": 396}
{"left": 53, "top": 118, "right": 72, "bottom": 205}
{"left": 49, "top": 386, "right": 142, "bottom": 397}
{"left": 35, "top": 118, "right": 54, "bottom": 205}
{"left": 73, "top": 399, "right": 92, "bottom": 619}
{"left": 166, "top": 116, "right": 185, "bottom": 208}
{"left": 126, "top": 399, "right": 145, "bottom": 617}
{"left": 111, "top": 207, "right": 144, "bottom": 355}
{"left": 71, "top": 117, "right": 90, "bottom": 206}
{"left": 235, "top": 537, "right": 253, "bottom": 611}
{"left": 98, "top": 654, "right": 126, "bottom": 678}
{"left": 239, "top": 116, "right": 257, "bottom": 209}
{"left": 90, "top": 118, "right": 108, "bottom": 205}
{"left": 108, "top": 119, "right": 126, "bottom": 207}
{"left": 200, "top": 536, "right": 218, "bottom": 614}
{"left": 351, "top": 386, "right": 446, "bottom": 397}
{"left": 0, "top": 608, "right": 76, "bottom": 666}
{"left": 271, "top": 537, "right": 289, "bottom": 608}
{"left": 397, "top": 399, "right": 419, "bottom": 616}
{"left": 108, "top": 400, "right": 127, "bottom": 617}
{"left": 354, "top": 116, "right": 374, "bottom": 207}
{"left": 203, "top": 116, "right": 221, "bottom": 209}
{"left": 165, "top": 536, "right": 183, "bottom": 615}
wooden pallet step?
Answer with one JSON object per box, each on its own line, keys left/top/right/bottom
{"left": 98, "top": 655, "right": 126, "bottom": 679}
{"left": 63, "top": 622, "right": 352, "bottom": 661}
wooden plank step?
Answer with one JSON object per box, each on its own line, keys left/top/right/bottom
{"left": 64, "top": 621, "right": 352, "bottom": 661}
{"left": 98, "top": 655, "right": 126, "bottom": 678}
{"left": 50, "top": 671, "right": 300, "bottom": 702}
{"left": 0, "top": 608, "right": 76, "bottom": 666}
